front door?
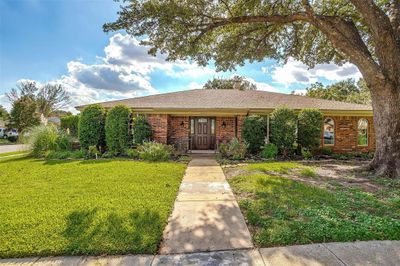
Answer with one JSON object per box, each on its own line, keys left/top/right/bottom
{"left": 193, "top": 117, "right": 215, "bottom": 150}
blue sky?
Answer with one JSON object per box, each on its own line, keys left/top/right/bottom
{"left": 0, "top": 0, "right": 361, "bottom": 113}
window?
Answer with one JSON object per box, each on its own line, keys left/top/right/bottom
{"left": 358, "top": 118, "right": 368, "bottom": 146}
{"left": 323, "top": 118, "right": 335, "bottom": 145}
{"left": 190, "top": 118, "right": 195, "bottom": 134}
{"left": 211, "top": 118, "right": 215, "bottom": 134}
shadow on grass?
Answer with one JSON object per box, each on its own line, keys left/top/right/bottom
{"left": 63, "top": 208, "right": 162, "bottom": 255}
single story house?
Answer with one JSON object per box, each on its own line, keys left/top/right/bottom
{"left": 77, "top": 89, "right": 374, "bottom": 153}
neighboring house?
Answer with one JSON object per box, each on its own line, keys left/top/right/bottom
{"left": 76, "top": 89, "right": 375, "bottom": 153}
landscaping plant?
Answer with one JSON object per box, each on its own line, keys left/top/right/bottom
{"left": 105, "top": 105, "right": 132, "bottom": 154}
{"left": 28, "top": 125, "right": 58, "bottom": 157}
{"left": 270, "top": 106, "right": 297, "bottom": 156}
{"left": 78, "top": 104, "right": 105, "bottom": 151}
{"left": 260, "top": 143, "right": 278, "bottom": 159}
{"left": 218, "top": 138, "right": 247, "bottom": 160}
{"left": 241, "top": 115, "right": 266, "bottom": 154}
{"left": 297, "top": 109, "right": 323, "bottom": 152}
{"left": 132, "top": 115, "right": 152, "bottom": 144}
{"left": 60, "top": 115, "right": 80, "bottom": 137}
{"left": 137, "top": 141, "right": 172, "bottom": 161}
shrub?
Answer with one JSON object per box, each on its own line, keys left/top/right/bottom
{"left": 60, "top": 115, "right": 80, "bottom": 137}
{"left": 260, "top": 143, "right": 278, "bottom": 159}
{"left": 137, "top": 141, "right": 172, "bottom": 161}
{"left": 300, "top": 167, "right": 318, "bottom": 178}
{"left": 218, "top": 138, "right": 247, "bottom": 160}
{"left": 132, "top": 115, "right": 152, "bottom": 144}
{"left": 105, "top": 105, "right": 132, "bottom": 154}
{"left": 29, "top": 125, "right": 58, "bottom": 157}
{"left": 241, "top": 115, "right": 266, "bottom": 154}
{"left": 125, "top": 148, "right": 139, "bottom": 159}
{"left": 55, "top": 131, "right": 72, "bottom": 151}
{"left": 46, "top": 150, "right": 85, "bottom": 160}
{"left": 88, "top": 145, "right": 100, "bottom": 159}
{"left": 321, "top": 147, "right": 333, "bottom": 156}
{"left": 297, "top": 109, "right": 323, "bottom": 151}
{"left": 78, "top": 105, "right": 105, "bottom": 151}
{"left": 270, "top": 106, "right": 297, "bottom": 156}
{"left": 301, "top": 149, "right": 313, "bottom": 159}
{"left": 101, "top": 151, "right": 116, "bottom": 158}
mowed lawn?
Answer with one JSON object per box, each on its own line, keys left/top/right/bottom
{"left": 0, "top": 156, "right": 186, "bottom": 258}
{"left": 228, "top": 162, "right": 400, "bottom": 247}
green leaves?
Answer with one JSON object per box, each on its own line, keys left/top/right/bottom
{"left": 78, "top": 104, "right": 106, "bottom": 150}
{"left": 105, "top": 105, "right": 132, "bottom": 154}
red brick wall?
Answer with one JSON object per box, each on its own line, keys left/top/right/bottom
{"left": 216, "top": 116, "right": 236, "bottom": 144}
{"left": 147, "top": 114, "right": 168, "bottom": 144}
{"left": 321, "top": 115, "right": 375, "bottom": 153}
{"left": 168, "top": 116, "right": 190, "bottom": 148}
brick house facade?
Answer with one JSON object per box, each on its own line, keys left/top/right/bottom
{"left": 78, "top": 89, "right": 375, "bottom": 153}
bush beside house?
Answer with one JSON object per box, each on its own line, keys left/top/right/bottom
{"left": 241, "top": 115, "right": 266, "bottom": 154}
{"left": 105, "top": 105, "right": 132, "bottom": 155}
{"left": 297, "top": 109, "right": 323, "bottom": 152}
{"left": 270, "top": 107, "right": 297, "bottom": 156}
{"left": 60, "top": 115, "right": 80, "bottom": 137}
{"left": 132, "top": 115, "right": 153, "bottom": 144}
{"left": 78, "top": 105, "right": 106, "bottom": 151}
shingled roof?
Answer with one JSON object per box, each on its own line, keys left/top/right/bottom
{"left": 76, "top": 89, "right": 372, "bottom": 112}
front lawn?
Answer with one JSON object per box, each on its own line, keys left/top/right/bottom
{"left": 0, "top": 156, "right": 186, "bottom": 258}
{"left": 227, "top": 161, "right": 400, "bottom": 247}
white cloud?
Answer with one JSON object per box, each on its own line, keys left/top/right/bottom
{"left": 269, "top": 58, "right": 362, "bottom": 87}
{"left": 244, "top": 77, "right": 278, "bottom": 92}
{"left": 0, "top": 95, "right": 11, "bottom": 111}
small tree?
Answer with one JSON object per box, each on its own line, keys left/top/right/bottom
{"left": 203, "top": 76, "right": 257, "bottom": 90}
{"left": 78, "top": 105, "right": 105, "bottom": 151}
{"left": 9, "top": 96, "right": 40, "bottom": 132}
{"left": 297, "top": 109, "right": 323, "bottom": 152}
{"left": 270, "top": 106, "right": 297, "bottom": 156}
{"left": 132, "top": 115, "right": 152, "bottom": 144}
{"left": 241, "top": 115, "right": 266, "bottom": 154}
{"left": 60, "top": 115, "right": 80, "bottom": 137}
{"left": 105, "top": 105, "right": 132, "bottom": 154}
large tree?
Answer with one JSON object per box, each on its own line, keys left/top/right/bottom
{"left": 0, "top": 105, "right": 9, "bottom": 121}
{"left": 104, "top": 1, "right": 400, "bottom": 178}
{"left": 300, "top": 78, "right": 371, "bottom": 104}
{"left": 9, "top": 96, "right": 40, "bottom": 132}
{"left": 7, "top": 81, "right": 70, "bottom": 117}
{"left": 203, "top": 76, "right": 257, "bottom": 90}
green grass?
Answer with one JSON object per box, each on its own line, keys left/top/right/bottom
{"left": 0, "top": 139, "right": 12, "bottom": 145}
{"left": 0, "top": 150, "right": 30, "bottom": 157}
{"left": 0, "top": 156, "right": 186, "bottom": 258}
{"left": 299, "top": 167, "right": 318, "bottom": 178}
{"left": 229, "top": 173, "right": 400, "bottom": 247}
{"left": 245, "top": 161, "right": 302, "bottom": 174}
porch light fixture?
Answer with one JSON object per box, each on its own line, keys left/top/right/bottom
{"left": 180, "top": 121, "right": 185, "bottom": 127}
{"left": 222, "top": 121, "right": 226, "bottom": 128}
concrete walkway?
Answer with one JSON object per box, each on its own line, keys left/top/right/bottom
{"left": 159, "top": 155, "right": 253, "bottom": 254}
{"left": 1, "top": 241, "right": 399, "bottom": 265}
{"left": 0, "top": 144, "right": 30, "bottom": 154}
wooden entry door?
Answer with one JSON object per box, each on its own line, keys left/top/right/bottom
{"left": 193, "top": 117, "right": 213, "bottom": 150}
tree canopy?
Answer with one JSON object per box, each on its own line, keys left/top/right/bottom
{"left": 297, "top": 78, "right": 371, "bottom": 105}
{"left": 9, "top": 96, "right": 40, "bottom": 132}
{"left": 0, "top": 105, "right": 8, "bottom": 121}
{"left": 7, "top": 81, "right": 70, "bottom": 117}
{"left": 203, "top": 76, "right": 257, "bottom": 90}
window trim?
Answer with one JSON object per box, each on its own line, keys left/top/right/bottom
{"left": 323, "top": 117, "right": 335, "bottom": 146}
{"left": 357, "top": 118, "right": 369, "bottom": 147}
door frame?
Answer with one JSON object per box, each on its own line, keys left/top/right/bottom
{"left": 190, "top": 117, "right": 216, "bottom": 150}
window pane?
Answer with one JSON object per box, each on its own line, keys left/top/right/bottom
{"left": 211, "top": 119, "right": 215, "bottom": 134}
{"left": 358, "top": 119, "right": 368, "bottom": 146}
{"left": 190, "top": 118, "right": 195, "bottom": 134}
{"left": 323, "top": 118, "right": 335, "bottom": 145}
{"left": 198, "top": 118, "right": 207, "bottom": 123}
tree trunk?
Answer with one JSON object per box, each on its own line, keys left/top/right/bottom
{"left": 369, "top": 81, "right": 400, "bottom": 179}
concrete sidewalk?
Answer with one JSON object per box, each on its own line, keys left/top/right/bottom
{"left": 0, "top": 144, "right": 30, "bottom": 154}
{"left": 159, "top": 155, "right": 253, "bottom": 254}
{"left": 1, "top": 241, "right": 399, "bottom": 265}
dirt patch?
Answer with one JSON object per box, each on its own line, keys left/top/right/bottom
{"left": 223, "top": 160, "right": 389, "bottom": 193}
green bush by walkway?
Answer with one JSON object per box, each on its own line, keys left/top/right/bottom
{"left": 78, "top": 105, "right": 106, "bottom": 151}
{"left": 0, "top": 156, "right": 186, "bottom": 258}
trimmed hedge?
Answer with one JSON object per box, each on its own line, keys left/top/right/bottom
{"left": 78, "top": 105, "right": 106, "bottom": 150}
{"left": 270, "top": 106, "right": 297, "bottom": 155}
{"left": 105, "top": 105, "right": 132, "bottom": 154}
{"left": 297, "top": 108, "right": 323, "bottom": 151}
{"left": 132, "top": 115, "right": 152, "bottom": 144}
{"left": 60, "top": 115, "right": 80, "bottom": 137}
{"left": 241, "top": 115, "right": 267, "bottom": 154}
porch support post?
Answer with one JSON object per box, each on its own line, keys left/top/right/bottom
{"left": 266, "top": 115, "right": 270, "bottom": 144}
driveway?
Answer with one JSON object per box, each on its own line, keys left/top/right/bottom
{"left": 0, "top": 144, "right": 30, "bottom": 154}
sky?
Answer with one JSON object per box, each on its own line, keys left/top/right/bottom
{"left": 0, "top": 0, "right": 362, "bottom": 113}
